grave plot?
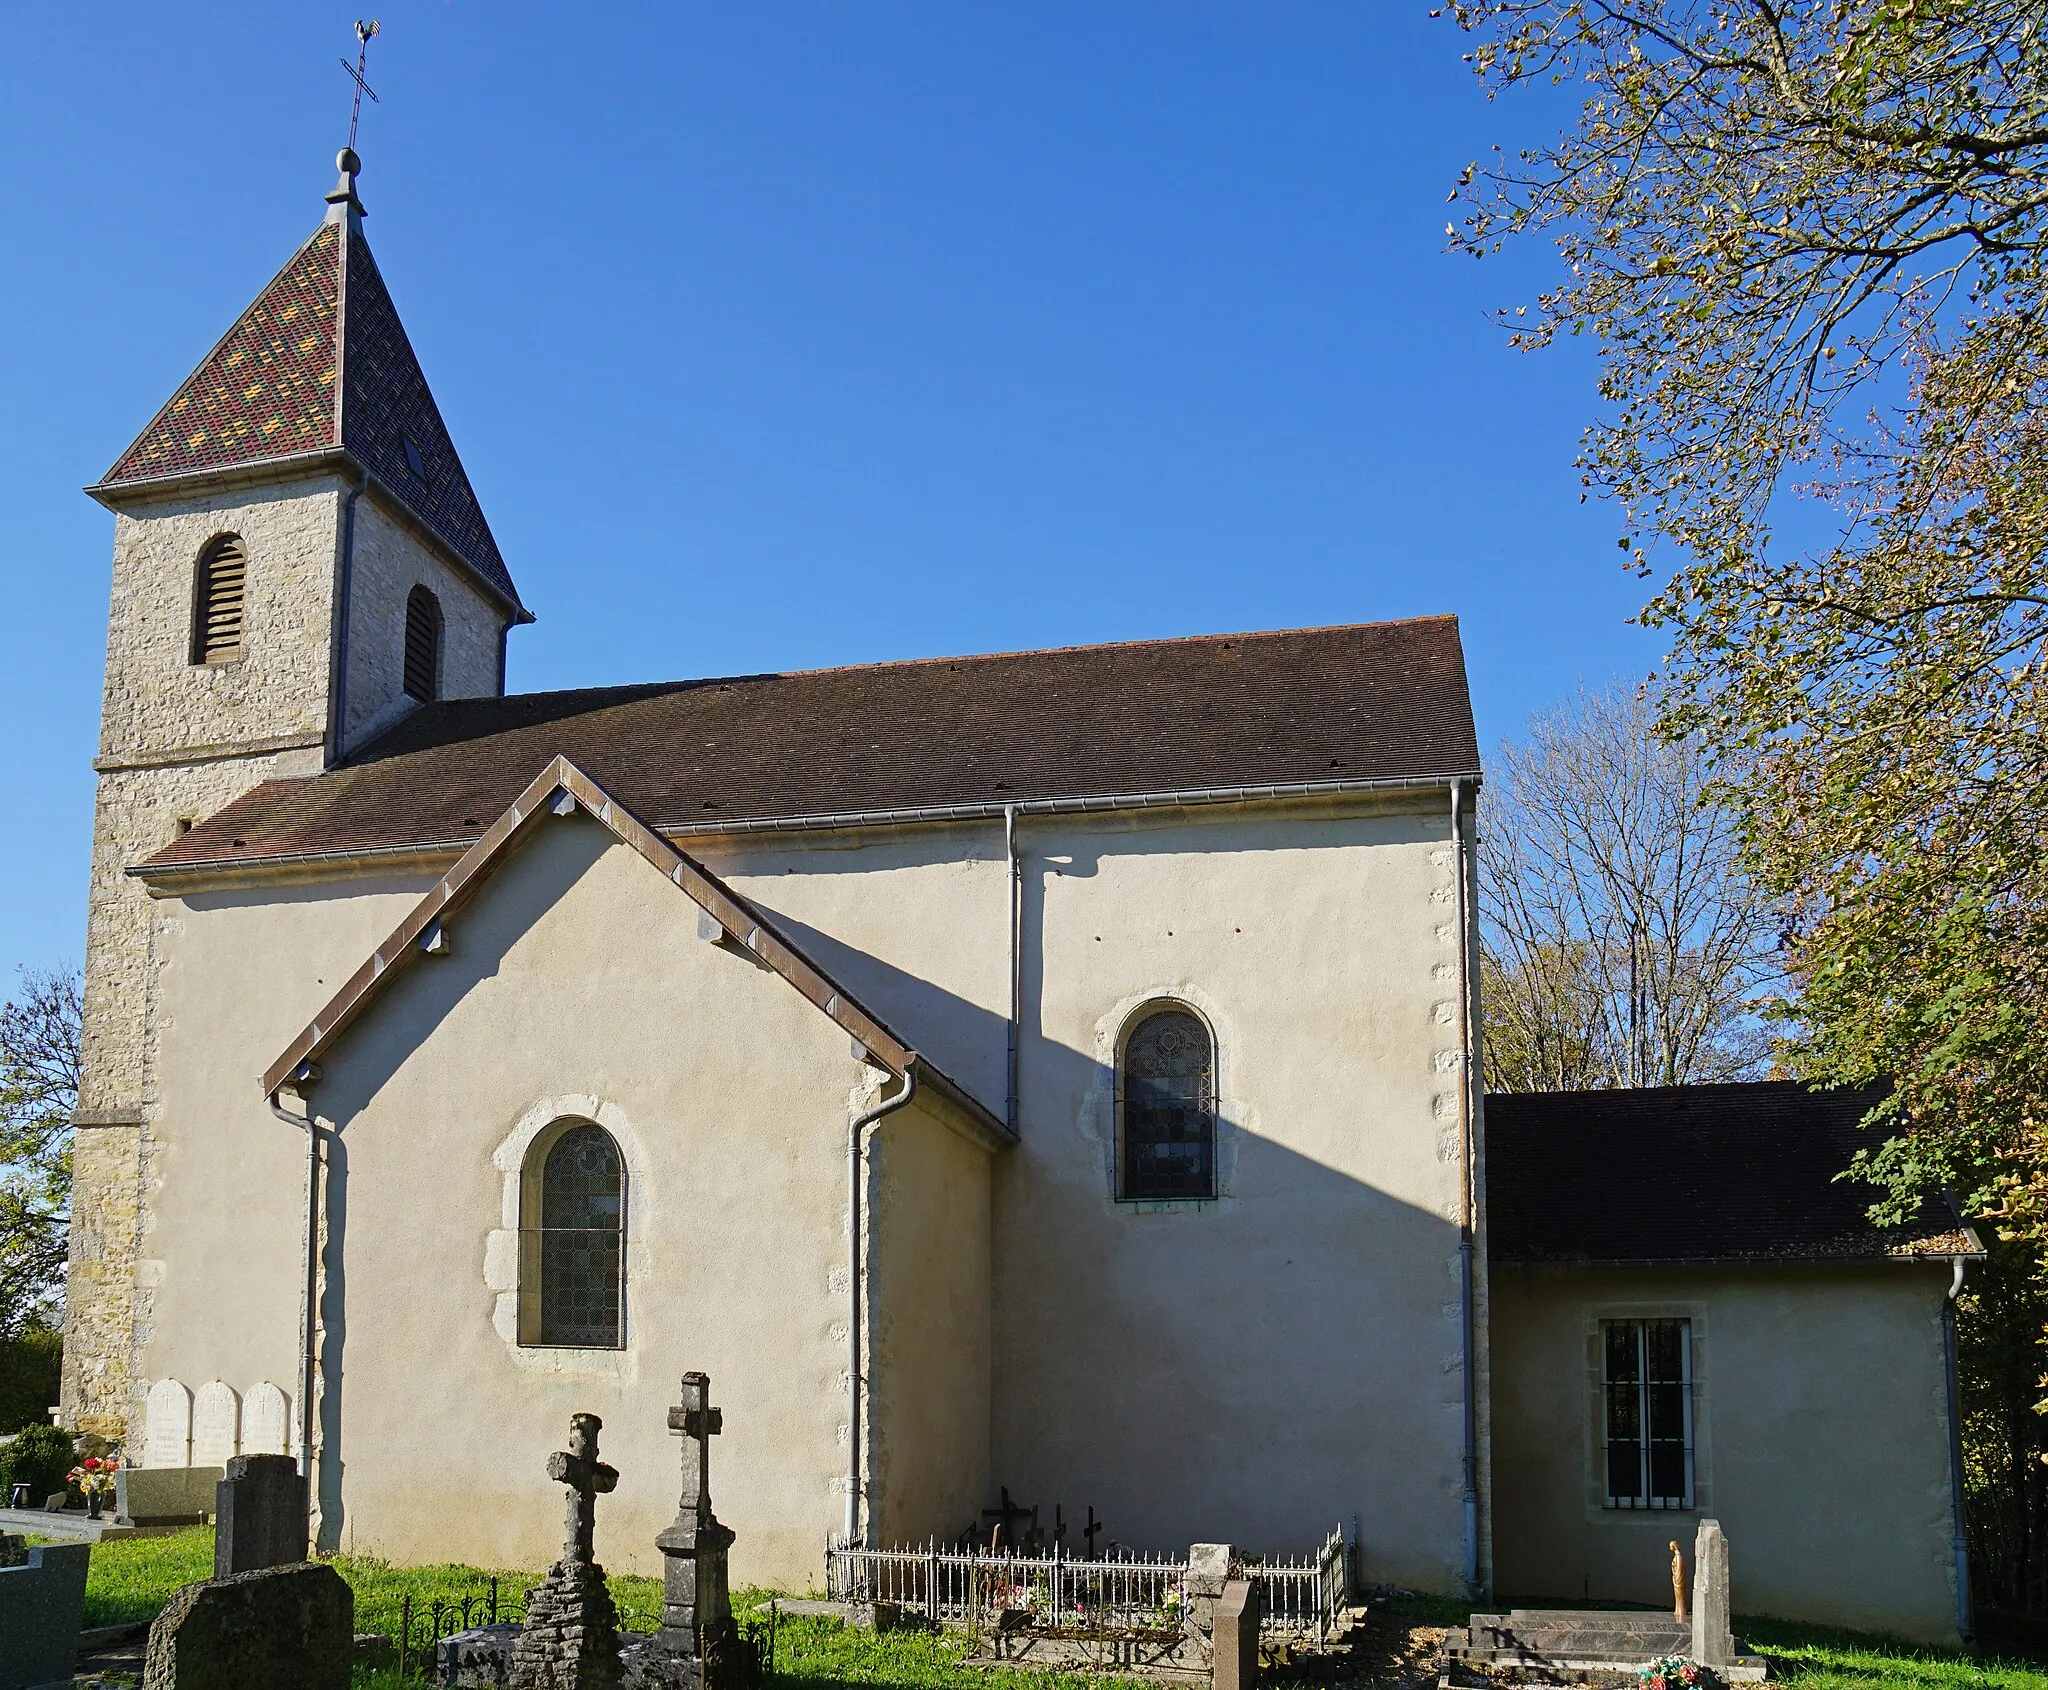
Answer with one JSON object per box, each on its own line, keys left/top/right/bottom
{"left": 1440, "top": 1521, "right": 1768, "bottom": 1686}
{"left": 821, "top": 1517, "right": 1358, "bottom": 1678}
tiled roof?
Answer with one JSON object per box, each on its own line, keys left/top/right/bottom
{"left": 1485, "top": 1081, "right": 1979, "bottom": 1265}
{"left": 99, "top": 211, "right": 520, "bottom": 609}
{"left": 104, "top": 225, "right": 342, "bottom": 481}
{"left": 140, "top": 616, "right": 1479, "bottom": 870}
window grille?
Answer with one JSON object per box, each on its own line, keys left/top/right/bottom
{"left": 537, "top": 1123, "right": 624, "bottom": 1348}
{"left": 403, "top": 586, "right": 442, "bottom": 702}
{"left": 191, "top": 536, "right": 247, "bottom": 664}
{"left": 1602, "top": 1318, "right": 1693, "bottom": 1508}
{"left": 1118, "top": 1007, "right": 1215, "bottom": 1201}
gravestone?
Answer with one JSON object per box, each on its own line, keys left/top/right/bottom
{"left": 242, "top": 1382, "right": 292, "bottom": 1457}
{"left": 144, "top": 1379, "right": 192, "bottom": 1469}
{"left": 1211, "top": 1578, "right": 1261, "bottom": 1690}
{"left": 627, "top": 1372, "right": 737, "bottom": 1690}
{"left": 0, "top": 1540, "right": 89, "bottom": 1690}
{"left": 190, "top": 1383, "right": 239, "bottom": 1469}
{"left": 142, "top": 1562, "right": 351, "bottom": 1690}
{"left": 1692, "top": 1518, "right": 1733, "bottom": 1668}
{"left": 116, "top": 1466, "right": 222, "bottom": 1528}
{"left": 1185, "top": 1543, "right": 1233, "bottom": 1643}
{"left": 214, "top": 1454, "right": 306, "bottom": 1578}
{"left": 509, "top": 1412, "right": 623, "bottom": 1690}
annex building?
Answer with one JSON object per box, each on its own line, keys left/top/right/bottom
{"left": 63, "top": 151, "right": 1979, "bottom": 1641}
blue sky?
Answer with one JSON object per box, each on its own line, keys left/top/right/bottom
{"left": 0, "top": 2, "right": 1659, "bottom": 984}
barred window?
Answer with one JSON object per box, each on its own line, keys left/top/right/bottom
{"left": 403, "top": 586, "right": 442, "bottom": 702}
{"left": 533, "top": 1123, "right": 624, "bottom": 1348}
{"left": 1603, "top": 1318, "right": 1694, "bottom": 1509}
{"left": 1118, "top": 1007, "right": 1215, "bottom": 1201}
{"left": 190, "top": 535, "right": 247, "bottom": 664}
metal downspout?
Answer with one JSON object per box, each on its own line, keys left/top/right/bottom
{"left": 267, "top": 1090, "right": 321, "bottom": 1484}
{"left": 1943, "top": 1254, "right": 1974, "bottom": 1638}
{"left": 847, "top": 1061, "right": 919, "bottom": 1545}
{"left": 1005, "top": 805, "right": 1021, "bottom": 1135}
{"left": 1451, "top": 779, "right": 1480, "bottom": 1593}
{"left": 327, "top": 467, "right": 371, "bottom": 764}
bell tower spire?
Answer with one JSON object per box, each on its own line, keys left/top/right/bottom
{"left": 63, "top": 110, "right": 530, "bottom": 1443}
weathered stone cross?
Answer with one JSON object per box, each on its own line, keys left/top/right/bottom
{"left": 669, "top": 1372, "right": 723, "bottom": 1518}
{"left": 654, "top": 1371, "right": 737, "bottom": 1668}
{"left": 547, "top": 1412, "right": 618, "bottom": 1568}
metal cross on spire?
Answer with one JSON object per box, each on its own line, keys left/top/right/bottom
{"left": 341, "top": 20, "right": 381, "bottom": 151}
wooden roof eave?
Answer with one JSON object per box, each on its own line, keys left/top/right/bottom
{"left": 261, "top": 755, "right": 1008, "bottom": 1150}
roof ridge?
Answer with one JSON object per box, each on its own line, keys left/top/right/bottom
{"left": 752, "top": 614, "right": 1462, "bottom": 685}
{"left": 427, "top": 615, "right": 1465, "bottom": 718}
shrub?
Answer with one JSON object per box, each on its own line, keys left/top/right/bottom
{"left": 0, "top": 1422, "right": 75, "bottom": 1504}
{"left": 0, "top": 1323, "right": 62, "bottom": 1434}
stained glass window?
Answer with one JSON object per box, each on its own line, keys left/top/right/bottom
{"left": 1603, "top": 1318, "right": 1693, "bottom": 1508}
{"left": 538, "top": 1123, "right": 624, "bottom": 1348}
{"left": 1119, "top": 1008, "right": 1215, "bottom": 1201}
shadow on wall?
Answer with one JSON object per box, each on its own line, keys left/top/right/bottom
{"left": 273, "top": 820, "right": 1469, "bottom": 1586}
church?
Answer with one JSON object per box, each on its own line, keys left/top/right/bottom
{"left": 63, "top": 150, "right": 1978, "bottom": 1643}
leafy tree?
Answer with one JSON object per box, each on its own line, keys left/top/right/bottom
{"left": 0, "top": 967, "right": 80, "bottom": 1340}
{"left": 0, "top": 1423, "right": 73, "bottom": 1507}
{"left": 1480, "top": 681, "right": 1780, "bottom": 1092}
{"left": 0, "top": 1321, "right": 62, "bottom": 1436}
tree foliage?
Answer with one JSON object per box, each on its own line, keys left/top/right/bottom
{"left": 1445, "top": 0, "right": 2047, "bottom": 1226}
{"left": 0, "top": 967, "right": 79, "bottom": 1340}
{"left": 1480, "top": 681, "right": 1780, "bottom": 1091}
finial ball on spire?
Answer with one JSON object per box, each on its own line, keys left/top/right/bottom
{"left": 336, "top": 148, "right": 361, "bottom": 178}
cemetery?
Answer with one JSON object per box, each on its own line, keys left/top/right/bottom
{"left": 7, "top": 1361, "right": 2035, "bottom": 1690}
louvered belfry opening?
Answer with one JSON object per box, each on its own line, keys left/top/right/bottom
{"left": 190, "top": 536, "right": 247, "bottom": 664}
{"left": 403, "top": 585, "right": 442, "bottom": 702}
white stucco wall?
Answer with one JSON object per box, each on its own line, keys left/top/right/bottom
{"left": 1489, "top": 1262, "right": 1961, "bottom": 1640}
{"left": 138, "top": 815, "right": 999, "bottom": 1587}
{"left": 869, "top": 1098, "right": 994, "bottom": 1545}
{"left": 135, "top": 790, "right": 1473, "bottom": 1589}
{"left": 997, "top": 805, "right": 1470, "bottom": 1585}
{"left": 709, "top": 798, "right": 1473, "bottom": 1582}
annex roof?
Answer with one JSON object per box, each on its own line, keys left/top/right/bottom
{"left": 1485, "top": 1081, "right": 1980, "bottom": 1265}
{"left": 142, "top": 616, "right": 1479, "bottom": 873}
{"left": 262, "top": 755, "right": 1009, "bottom": 1149}
{"left": 91, "top": 165, "right": 523, "bottom": 614}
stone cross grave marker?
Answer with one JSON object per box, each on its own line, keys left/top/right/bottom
{"left": 509, "top": 1413, "right": 623, "bottom": 1690}
{"left": 553, "top": 1411, "right": 619, "bottom": 1567}
{"left": 653, "top": 1371, "right": 737, "bottom": 1675}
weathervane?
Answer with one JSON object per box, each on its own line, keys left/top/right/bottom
{"left": 341, "top": 20, "right": 381, "bottom": 151}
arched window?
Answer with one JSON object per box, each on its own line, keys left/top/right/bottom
{"left": 403, "top": 586, "right": 442, "bottom": 702}
{"left": 1117, "top": 1006, "right": 1216, "bottom": 1201}
{"left": 190, "top": 535, "right": 247, "bottom": 664}
{"left": 524, "top": 1122, "right": 625, "bottom": 1348}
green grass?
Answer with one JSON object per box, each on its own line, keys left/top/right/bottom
{"left": 75, "top": 1531, "right": 2048, "bottom": 1690}
{"left": 83, "top": 1525, "right": 215, "bottom": 1627}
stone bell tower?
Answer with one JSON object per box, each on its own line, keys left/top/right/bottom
{"left": 63, "top": 150, "right": 531, "bottom": 1439}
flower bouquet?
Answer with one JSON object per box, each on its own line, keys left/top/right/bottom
{"left": 1639, "top": 1656, "right": 1717, "bottom": 1690}
{"left": 67, "top": 1455, "right": 118, "bottom": 1520}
